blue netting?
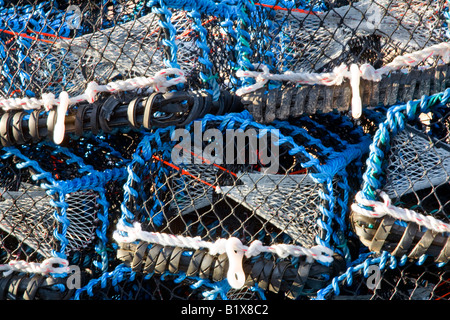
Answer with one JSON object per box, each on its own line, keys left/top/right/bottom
{"left": 0, "top": 0, "right": 449, "bottom": 302}
{"left": 321, "top": 88, "right": 450, "bottom": 300}
{"left": 0, "top": 136, "right": 128, "bottom": 271}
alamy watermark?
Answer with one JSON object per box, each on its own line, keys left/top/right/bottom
{"left": 66, "top": 265, "right": 81, "bottom": 289}
{"left": 366, "top": 265, "right": 382, "bottom": 290}
{"left": 65, "top": 5, "right": 82, "bottom": 30}
{"left": 171, "top": 121, "right": 280, "bottom": 174}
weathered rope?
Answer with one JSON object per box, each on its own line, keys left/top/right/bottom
{"left": 0, "top": 68, "right": 186, "bottom": 112}
{"left": 236, "top": 42, "right": 450, "bottom": 119}
{"left": 352, "top": 191, "right": 450, "bottom": 235}
{"left": 113, "top": 221, "right": 334, "bottom": 288}
{"left": 0, "top": 257, "right": 70, "bottom": 277}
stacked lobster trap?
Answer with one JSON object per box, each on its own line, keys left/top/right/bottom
{"left": 0, "top": 133, "right": 135, "bottom": 299}
{"left": 323, "top": 89, "right": 450, "bottom": 300}
{"left": 102, "top": 109, "right": 369, "bottom": 300}
{"left": 0, "top": 0, "right": 449, "bottom": 301}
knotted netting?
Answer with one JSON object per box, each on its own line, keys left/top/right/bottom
{"left": 0, "top": 132, "right": 134, "bottom": 299}
{"left": 0, "top": 0, "right": 449, "bottom": 302}
{"left": 316, "top": 88, "right": 450, "bottom": 300}
{"left": 101, "top": 109, "right": 367, "bottom": 300}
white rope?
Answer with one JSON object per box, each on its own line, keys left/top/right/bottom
{"left": 236, "top": 42, "right": 450, "bottom": 119}
{"left": 0, "top": 68, "right": 185, "bottom": 144}
{"left": 113, "top": 221, "right": 334, "bottom": 263}
{"left": 114, "top": 221, "right": 333, "bottom": 288}
{"left": 0, "top": 68, "right": 186, "bottom": 112}
{"left": 0, "top": 257, "right": 70, "bottom": 277}
{"left": 352, "top": 191, "right": 450, "bottom": 234}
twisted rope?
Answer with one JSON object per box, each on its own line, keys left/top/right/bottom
{"left": 113, "top": 221, "right": 335, "bottom": 264}
{"left": 352, "top": 191, "right": 450, "bottom": 235}
{"left": 0, "top": 257, "right": 69, "bottom": 276}
{"left": 236, "top": 42, "right": 450, "bottom": 119}
{"left": 315, "top": 251, "right": 396, "bottom": 300}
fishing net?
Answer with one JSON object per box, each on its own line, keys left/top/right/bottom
{"left": 317, "top": 251, "right": 450, "bottom": 300}
{"left": 109, "top": 110, "right": 366, "bottom": 300}
{"left": 326, "top": 88, "right": 450, "bottom": 300}
{"left": 0, "top": 0, "right": 449, "bottom": 302}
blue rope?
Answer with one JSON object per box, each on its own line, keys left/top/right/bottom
{"left": 361, "top": 88, "right": 450, "bottom": 201}
{"left": 189, "top": 9, "right": 221, "bottom": 101}
{"left": 235, "top": 0, "right": 255, "bottom": 87}
{"left": 152, "top": 0, "right": 180, "bottom": 69}
{"left": 315, "top": 251, "right": 392, "bottom": 299}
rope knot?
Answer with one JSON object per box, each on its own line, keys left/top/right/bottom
{"left": 331, "top": 64, "right": 349, "bottom": 85}
{"left": 153, "top": 68, "right": 186, "bottom": 92}
{"left": 246, "top": 240, "right": 264, "bottom": 257}
{"left": 359, "top": 63, "right": 381, "bottom": 81}
{"left": 85, "top": 81, "right": 100, "bottom": 103}
{"left": 42, "top": 93, "right": 56, "bottom": 111}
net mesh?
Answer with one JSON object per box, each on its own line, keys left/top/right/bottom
{"left": 325, "top": 255, "right": 450, "bottom": 300}
{"left": 0, "top": 0, "right": 447, "bottom": 99}
{"left": 0, "top": 132, "right": 131, "bottom": 272}
{"left": 0, "top": 0, "right": 449, "bottom": 302}
{"left": 384, "top": 123, "right": 450, "bottom": 218}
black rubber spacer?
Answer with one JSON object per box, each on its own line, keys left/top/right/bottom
{"left": 11, "top": 111, "right": 27, "bottom": 144}
{"left": 0, "top": 112, "right": 13, "bottom": 147}
{"left": 143, "top": 92, "right": 162, "bottom": 129}
{"left": 127, "top": 96, "right": 142, "bottom": 129}
{"left": 131, "top": 241, "right": 150, "bottom": 272}
{"left": 28, "top": 109, "right": 42, "bottom": 142}
{"left": 23, "top": 275, "right": 45, "bottom": 300}
{"left": 143, "top": 244, "right": 164, "bottom": 274}
{"left": 75, "top": 104, "right": 89, "bottom": 137}
{"left": 186, "top": 249, "right": 207, "bottom": 277}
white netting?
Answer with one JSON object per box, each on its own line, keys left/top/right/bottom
{"left": 170, "top": 164, "right": 218, "bottom": 215}
{"left": 0, "top": 184, "right": 98, "bottom": 257}
{"left": 383, "top": 125, "right": 450, "bottom": 200}
{"left": 268, "top": 0, "right": 447, "bottom": 73}
{"left": 220, "top": 172, "right": 321, "bottom": 247}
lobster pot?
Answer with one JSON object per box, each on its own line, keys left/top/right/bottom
{"left": 253, "top": 0, "right": 446, "bottom": 73}
{"left": 0, "top": 0, "right": 211, "bottom": 99}
{"left": 120, "top": 110, "right": 370, "bottom": 251}
{"left": 114, "top": 110, "right": 369, "bottom": 299}
{"left": 351, "top": 90, "right": 450, "bottom": 264}
{"left": 0, "top": 137, "right": 127, "bottom": 269}
{"left": 202, "top": 0, "right": 448, "bottom": 91}
{"left": 235, "top": 0, "right": 450, "bottom": 121}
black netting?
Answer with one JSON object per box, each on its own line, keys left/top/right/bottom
{"left": 0, "top": 0, "right": 446, "bottom": 100}
{"left": 329, "top": 257, "right": 450, "bottom": 300}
